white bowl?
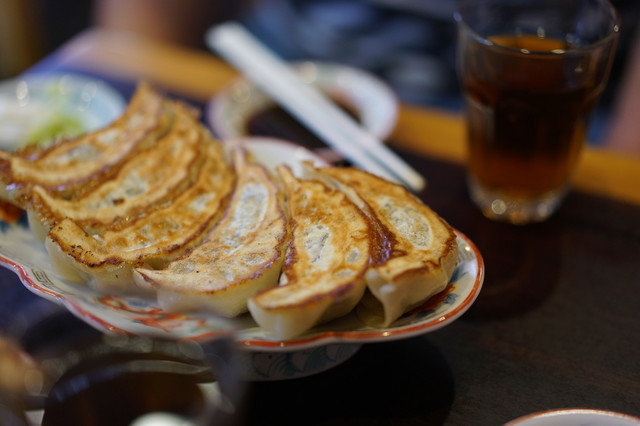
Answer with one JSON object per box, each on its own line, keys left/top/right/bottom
{"left": 505, "top": 408, "right": 640, "bottom": 426}
{"left": 207, "top": 61, "right": 399, "bottom": 151}
{"left": 0, "top": 73, "right": 126, "bottom": 151}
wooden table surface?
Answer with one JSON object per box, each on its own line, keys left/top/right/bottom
{"left": 3, "top": 28, "right": 640, "bottom": 426}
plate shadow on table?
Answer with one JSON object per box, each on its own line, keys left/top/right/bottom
{"left": 408, "top": 148, "right": 640, "bottom": 324}
{"left": 245, "top": 337, "right": 454, "bottom": 426}
{"left": 459, "top": 184, "right": 640, "bottom": 323}
{"left": 460, "top": 218, "right": 564, "bottom": 322}
{"left": 408, "top": 153, "right": 562, "bottom": 322}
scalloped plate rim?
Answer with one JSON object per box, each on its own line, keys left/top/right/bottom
{"left": 235, "top": 230, "right": 484, "bottom": 351}
{"left": 0, "top": 138, "right": 483, "bottom": 353}
{"left": 0, "top": 227, "right": 483, "bottom": 352}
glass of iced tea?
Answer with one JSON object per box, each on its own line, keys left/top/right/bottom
{"left": 455, "top": 0, "right": 619, "bottom": 224}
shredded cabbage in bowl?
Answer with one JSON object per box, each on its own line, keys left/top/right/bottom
{"left": 0, "top": 74, "right": 125, "bottom": 151}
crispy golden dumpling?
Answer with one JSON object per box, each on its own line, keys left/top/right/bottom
{"left": 24, "top": 101, "right": 204, "bottom": 235}
{"left": 133, "top": 148, "right": 288, "bottom": 317}
{"left": 0, "top": 82, "right": 169, "bottom": 202}
{"left": 44, "top": 132, "right": 234, "bottom": 294}
{"left": 247, "top": 165, "right": 374, "bottom": 339}
{"left": 304, "top": 165, "right": 458, "bottom": 328}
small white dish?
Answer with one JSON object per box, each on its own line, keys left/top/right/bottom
{"left": 505, "top": 408, "right": 640, "bottom": 426}
{"left": 0, "top": 73, "right": 126, "bottom": 151}
{"left": 0, "top": 140, "right": 483, "bottom": 380}
{"left": 207, "top": 61, "right": 399, "bottom": 150}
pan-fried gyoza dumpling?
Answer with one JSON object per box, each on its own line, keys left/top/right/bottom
{"left": 133, "top": 148, "right": 288, "bottom": 317}
{"left": 247, "top": 165, "right": 374, "bottom": 339}
{"left": 24, "top": 101, "right": 204, "bottom": 236}
{"left": 303, "top": 165, "right": 458, "bottom": 328}
{"left": 0, "top": 82, "right": 169, "bottom": 202}
{"left": 44, "top": 130, "right": 234, "bottom": 294}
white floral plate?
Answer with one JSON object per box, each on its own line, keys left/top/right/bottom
{"left": 0, "top": 140, "right": 484, "bottom": 379}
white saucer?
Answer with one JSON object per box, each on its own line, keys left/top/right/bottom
{"left": 207, "top": 60, "right": 398, "bottom": 147}
{"left": 505, "top": 408, "right": 640, "bottom": 426}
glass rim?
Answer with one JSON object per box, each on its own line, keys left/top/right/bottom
{"left": 454, "top": 0, "right": 621, "bottom": 56}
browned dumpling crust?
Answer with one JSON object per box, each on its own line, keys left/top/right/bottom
{"left": 248, "top": 165, "right": 374, "bottom": 339}
{"left": 133, "top": 148, "right": 288, "bottom": 318}
{"left": 45, "top": 121, "right": 234, "bottom": 294}
{"left": 304, "top": 165, "right": 458, "bottom": 328}
{"left": 0, "top": 82, "right": 167, "bottom": 200}
{"left": 24, "top": 101, "right": 203, "bottom": 235}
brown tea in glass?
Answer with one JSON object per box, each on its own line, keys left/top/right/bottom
{"left": 455, "top": 0, "right": 619, "bottom": 224}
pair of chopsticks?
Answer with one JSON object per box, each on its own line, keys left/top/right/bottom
{"left": 206, "top": 22, "right": 426, "bottom": 193}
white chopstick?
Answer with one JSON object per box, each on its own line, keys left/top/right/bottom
{"left": 206, "top": 22, "right": 426, "bottom": 192}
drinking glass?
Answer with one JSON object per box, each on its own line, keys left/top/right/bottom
{"left": 455, "top": 0, "right": 619, "bottom": 224}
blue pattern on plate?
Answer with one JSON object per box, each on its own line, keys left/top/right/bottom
{"left": 250, "top": 344, "right": 360, "bottom": 380}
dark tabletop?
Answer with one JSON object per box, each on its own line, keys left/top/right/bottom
{"left": 1, "top": 67, "right": 639, "bottom": 425}
{"left": 243, "top": 152, "right": 640, "bottom": 426}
